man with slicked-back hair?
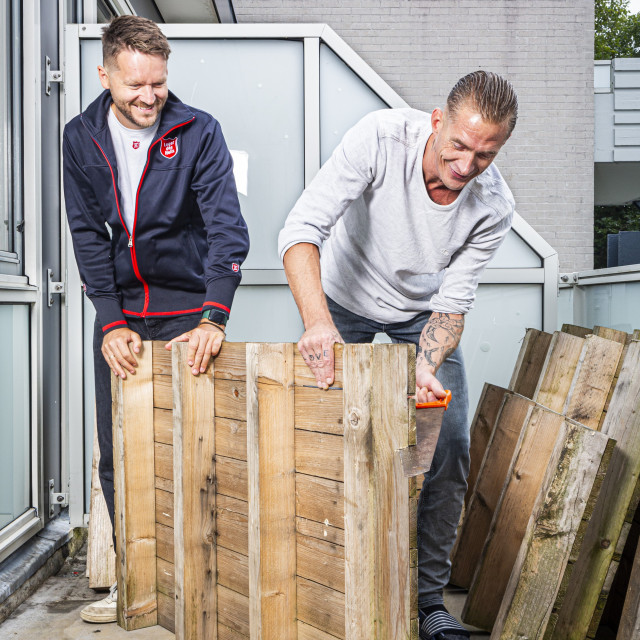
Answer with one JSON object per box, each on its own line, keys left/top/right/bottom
{"left": 280, "top": 71, "right": 517, "bottom": 639}
{"left": 64, "top": 15, "right": 249, "bottom": 623}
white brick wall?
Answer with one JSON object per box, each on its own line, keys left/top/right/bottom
{"left": 234, "top": 0, "right": 595, "bottom": 272}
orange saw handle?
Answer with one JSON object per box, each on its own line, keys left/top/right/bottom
{"left": 416, "top": 389, "right": 452, "bottom": 411}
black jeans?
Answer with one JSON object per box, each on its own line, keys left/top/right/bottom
{"left": 93, "top": 314, "right": 200, "bottom": 547}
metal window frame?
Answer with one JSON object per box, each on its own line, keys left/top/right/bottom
{"left": 64, "top": 23, "right": 559, "bottom": 525}
{"left": 0, "top": 0, "right": 46, "bottom": 559}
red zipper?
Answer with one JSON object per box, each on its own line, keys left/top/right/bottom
{"left": 86, "top": 116, "right": 194, "bottom": 316}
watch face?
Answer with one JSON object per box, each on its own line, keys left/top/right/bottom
{"left": 203, "top": 309, "right": 228, "bottom": 325}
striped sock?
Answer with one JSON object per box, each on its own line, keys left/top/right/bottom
{"left": 419, "top": 604, "right": 470, "bottom": 640}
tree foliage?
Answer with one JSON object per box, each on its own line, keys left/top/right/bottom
{"left": 594, "top": 204, "right": 640, "bottom": 268}
{"left": 595, "top": 0, "right": 640, "bottom": 58}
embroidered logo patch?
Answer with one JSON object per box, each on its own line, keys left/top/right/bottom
{"left": 160, "top": 137, "right": 178, "bottom": 159}
{"left": 132, "top": 141, "right": 140, "bottom": 150}
{"left": 232, "top": 263, "right": 239, "bottom": 272}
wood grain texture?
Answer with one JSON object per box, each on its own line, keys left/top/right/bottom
{"left": 560, "top": 324, "right": 592, "bottom": 338}
{"left": 563, "top": 334, "right": 624, "bottom": 429}
{"left": 296, "top": 429, "right": 344, "bottom": 482}
{"left": 112, "top": 341, "right": 157, "bottom": 630}
{"left": 549, "top": 341, "right": 640, "bottom": 640}
{"left": 463, "top": 406, "right": 565, "bottom": 631}
{"left": 294, "top": 386, "right": 344, "bottom": 435}
{"left": 451, "top": 393, "right": 534, "bottom": 588}
{"left": 87, "top": 418, "right": 116, "bottom": 589}
{"left": 533, "top": 331, "right": 584, "bottom": 411}
{"left": 217, "top": 505, "right": 248, "bottom": 556}
{"left": 297, "top": 533, "right": 345, "bottom": 592}
{"left": 215, "top": 417, "right": 248, "bottom": 461}
{"left": 156, "top": 522, "right": 174, "bottom": 564}
{"left": 491, "top": 423, "right": 611, "bottom": 639}
{"left": 172, "top": 342, "right": 217, "bottom": 640}
{"left": 464, "top": 383, "right": 509, "bottom": 510}
{"left": 296, "top": 473, "right": 344, "bottom": 529}
{"left": 593, "top": 325, "right": 628, "bottom": 344}
{"left": 246, "top": 343, "right": 297, "bottom": 640}
{"left": 215, "top": 379, "right": 247, "bottom": 421}
{"left": 509, "top": 328, "right": 554, "bottom": 398}
{"left": 154, "top": 374, "right": 173, "bottom": 410}
{"left": 343, "top": 344, "right": 374, "bottom": 638}
{"left": 218, "top": 585, "right": 250, "bottom": 637}
{"left": 298, "top": 620, "right": 342, "bottom": 640}
{"left": 297, "top": 576, "right": 345, "bottom": 639}
{"left": 216, "top": 456, "right": 248, "bottom": 502}
{"left": 296, "top": 516, "right": 344, "bottom": 547}
{"left": 217, "top": 546, "right": 249, "bottom": 597}
{"left": 154, "top": 407, "right": 173, "bottom": 445}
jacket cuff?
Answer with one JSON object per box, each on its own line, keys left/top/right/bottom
{"left": 91, "top": 297, "right": 128, "bottom": 334}
{"left": 203, "top": 276, "right": 241, "bottom": 320}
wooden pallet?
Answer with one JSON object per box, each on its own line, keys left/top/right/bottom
{"left": 112, "top": 341, "right": 421, "bottom": 639}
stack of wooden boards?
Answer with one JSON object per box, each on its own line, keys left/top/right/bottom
{"left": 450, "top": 325, "right": 640, "bottom": 639}
{"left": 109, "top": 341, "right": 423, "bottom": 639}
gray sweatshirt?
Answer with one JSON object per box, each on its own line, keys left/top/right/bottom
{"left": 278, "top": 108, "right": 515, "bottom": 324}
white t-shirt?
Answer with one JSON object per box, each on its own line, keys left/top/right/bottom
{"left": 107, "top": 107, "right": 160, "bottom": 234}
{"left": 278, "top": 108, "right": 515, "bottom": 323}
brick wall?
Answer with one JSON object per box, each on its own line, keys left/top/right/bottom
{"left": 234, "top": 0, "right": 595, "bottom": 272}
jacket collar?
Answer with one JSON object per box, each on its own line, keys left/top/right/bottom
{"left": 80, "top": 89, "right": 196, "bottom": 143}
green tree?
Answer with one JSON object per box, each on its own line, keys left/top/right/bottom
{"left": 594, "top": 204, "right": 640, "bottom": 268}
{"left": 595, "top": 0, "right": 640, "bottom": 58}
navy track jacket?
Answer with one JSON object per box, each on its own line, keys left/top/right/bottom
{"left": 63, "top": 90, "right": 250, "bottom": 334}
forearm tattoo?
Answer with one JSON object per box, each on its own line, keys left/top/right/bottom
{"left": 416, "top": 313, "right": 464, "bottom": 371}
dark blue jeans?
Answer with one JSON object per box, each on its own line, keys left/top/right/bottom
{"left": 93, "top": 314, "right": 199, "bottom": 547}
{"left": 327, "top": 297, "right": 470, "bottom": 607}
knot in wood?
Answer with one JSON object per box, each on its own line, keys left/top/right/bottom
{"left": 349, "top": 410, "right": 360, "bottom": 427}
{"left": 600, "top": 538, "right": 611, "bottom": 549}
{"left": 232, "top": 387, "right": 240, "bottom": 398}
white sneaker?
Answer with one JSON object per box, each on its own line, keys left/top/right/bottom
{"left": 80, "top": 583, "right": 117, "bottom": 623}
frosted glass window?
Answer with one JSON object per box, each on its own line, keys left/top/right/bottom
{"left": 580, "top": 282, "right": 640, "bottom": 334}
{"left": 0, "top": 305, "right": 30, "bottom": 529}
{"left": 80, "top": 39, "right": 304, "bottom": 271}
{"left": 320, "top": 44, "right": 389, "bottom": 164}
{"left": 461, "top": 284, "right": 543, "bottom": 416}
{"left": 487, "top": 229, "right": 542, "bottom": 268}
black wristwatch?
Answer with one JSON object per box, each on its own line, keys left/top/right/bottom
{"left": 201, "top": 308, "right": 228, "bottom": 326}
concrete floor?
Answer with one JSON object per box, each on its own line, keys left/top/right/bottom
{"left": 0, "top": 540, "right": 487, "bottom": 639}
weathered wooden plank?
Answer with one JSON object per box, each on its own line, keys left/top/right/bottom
{"left": 298, "top": 620, "right": 342, "bottom": 640}
{"left": 297, "top": 533, "right": 345, "bottom": 592}
{"left": 217, "top": 494, "right": 248, "bottom": 516}
{"left": 154, "top": 407, "right": 173, "bottom": 445}
{"left": 562, "top": 334, "right": 623, "bottom": 429}
{"left": 214, "top": 342, "right": 247, "bottom": 381}
{"left": 594, "top": 325, "right": 629, "bottom": 344}
{"left": 296, "top": 473, "right": 344, "bottom": 529}
{"left": 533, "top": 331, "right": 584, "bottom": 411}
{"left": 155, "top": 488, "right": 173, "bottom": 529}
{"left": 156, "top": 522, "right": 174, "bottom": 564}
{"left": 217, "top": 456, "right": 248, "bottom": 502}
{"left": 153, "top": 341, "right": 172, "bottom": 375}
{"left": 296, "top": 429, "right": 344, "bottom": 482}
{"left": 154, "top": 374, "right": 173, "bottom": 410}
{"left": 369, "top": 344, "right": 413, "bottom": 639}
{"left": 172, "top": 342, "right": 217, "bottom": 640}
{"left": 509, "top": 328, "right": 554, "bottom": 398}
{"left": 157, "top": 557, "right": 175, "bottom": 598}
{"left": 451, "top": 393, "right": 535, "bottom": 588}
{"left": 217, "top": 546, "right": 249, "bottom": 597}
{"left": 155, "top": 442, "right": 173, "bottom": 481}
{"left": 561, "top": 323, "right": 592, "bottom": 338}
{"left": 294, "top": 386, "right": 344, "bottom": 435}
{"left": 343, "top": 343, "right": 374, "bottom": 639}
{"left": 464, "top": 383, "right": 509, "bottom": 510}
{"left": 247, "top": 343, "right": 297, "bottom": 640}
{"left": 294, "top": 345, "right": 343, "bottom": 388}
{"left": 215, "top": 379, "right": 247, "bottom": 421}
{"left": 297, "top": 576, "right": 345, "bottom": 639}
{"left": 217, "top": 585, "right": 250, "bottom": 637}
{"left": 216, "top": 417, "right": 247, "bottom": 461}
{"left": 218, "top": 624, "right": 249, "bottom": 640}
{"left": 491, "top": 423, "right": 612, "bottom": 639}
{"left": 87, "top": 418, "right": 116, "bottom": 589}
{"left": 296, "top": 516, "right": 345, "bottom": 547}
{"left": 112, "top": 342, "right": 157, "bottom": 630}
{"left": 157, "top": 591, "right": 175, "bottom": 633}
{"left": 217, "top": 506, "right": 248, "bottom": 556}
{"left": 548, "top": 341, "right": 640, "bottom": 639}
{"left": 463, "top": 405, "right": 566, "bottom": 630}
{"left": 155, "top": 476, "right": 173, "bottom": 493}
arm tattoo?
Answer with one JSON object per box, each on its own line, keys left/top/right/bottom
{"left": 417, "top": 313, "right": 464, "bottom": 371}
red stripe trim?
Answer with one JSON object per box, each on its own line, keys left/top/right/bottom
{"left": 102, "top": 320, "right": 128, "bottom": 332}
{"left": 123, "top": 307, "right": 203, "bottom": 317}
{"left": 203, "top": 301, "right": 231, "bottom": 314}
{"left": 132, "top": 118, "right": 195, "bottom": 316}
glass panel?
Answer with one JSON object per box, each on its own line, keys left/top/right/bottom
{"left": 320, "top": 44, "right": 389, "bottom": 165}
{"left": 580, "top": 281, "right": 640, "bottom": 334}
{"left": 0, "top": 305, "right": 30, "bottom": 529}
{"left": 81, "top": 39, "right": 305, "bottom": 271}
{"left": 486, "top": 229, "right": 542, "bottom": 268}
{"left": 0, "top": 1, "right": 12, "bottom": 253}
{"left": 461, "top": 284, "right": 543, "bottom": 418}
